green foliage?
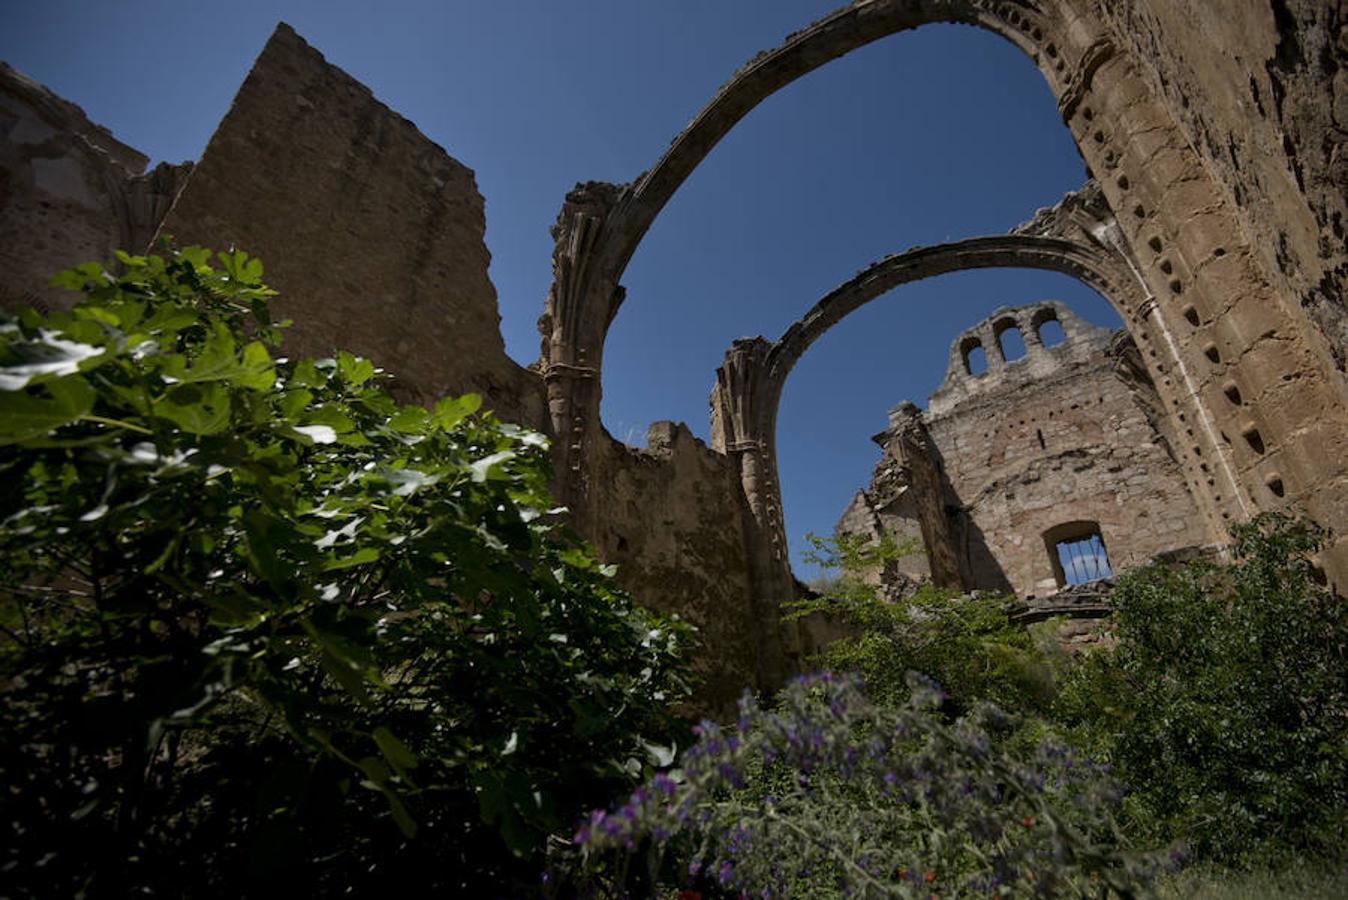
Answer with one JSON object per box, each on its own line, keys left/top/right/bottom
{"left": 818, "top": 585, "right": 1064, "bottom": 717}
{"left": 1155, "top": 858, "right": 1348, "bottom": 900}
{"left": 577, "top": 673, "right": 1155, "bottom": 898}
{"left": 1054, "top": 514, "right": 1348, "bottom": 862}
{"left": 0, "top": 248, "right": 692, "bottom": 896}
{"left": 791, "top": 532, "right": 1063, "bottom": 717}
{"left": 798, "top": 529, "right": 923, "bottom": 603}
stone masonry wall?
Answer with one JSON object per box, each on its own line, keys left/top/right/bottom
{"left": 835, "top": 487, "right": 932, "bottom": 586}
{"left": 0, "top": 30, "right": 763, "bottom": 712}
{"left": 157, "top": 24, "right": 546, "bottom": 426}
{"left": 846, "top": 301, "right": 1208, "bottom": 599}
{"left": 0, "top": 63, "right": 189, "bottom": 316}
{"left": 1097, "top": 0, "right": 1348, "bottom": 383}
{"left": 587, "top": 424, "right": 761, "bottom": 715}
{"left": 1067, "top": 0, "right": 1348, "bottom": 584}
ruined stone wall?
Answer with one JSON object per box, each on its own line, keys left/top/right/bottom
{"left": 8, "top": 1, "right": 1348, "bottom": 706}
{"left": 585, "top": 424, "right": 761, "bottom": 715}
{"left": 835, "top": 487, "right": 931, "bottom": 585}
{"left": 0, "top": 30, "right": 762, "bottom": 712}
{"left": 846, "top": 301, "right": 1209, "bottom": 598}
{"left": 0, "top": 64, "right": 189, "bottom": 315}
{"left": 1092, "top": 0, "right": 1348, "bottom": 580}
{"left": 1048, "top": 0, "right": 1348, "bottom": 584}
{"left": 155, "top": 25, "right": 546, "bottom": 425}
{"left": 867, "top": 402, "right": 968, "bottom": 591}
{"left": 928, "top": 302, "right": 1207, "bottom": 596}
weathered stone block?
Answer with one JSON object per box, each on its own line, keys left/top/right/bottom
{"left": 157, "top": 24, "right": 545, "bottom": 425}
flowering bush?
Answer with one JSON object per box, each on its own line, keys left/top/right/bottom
{"left": 575, "top": 672, "right": 1155, "bottom": 898}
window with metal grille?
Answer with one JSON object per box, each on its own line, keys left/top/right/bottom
{"left": 1054, "top": 531, "right": 1112, "bottom": 585}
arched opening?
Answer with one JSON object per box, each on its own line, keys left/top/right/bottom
{"left": 1037, "top": 318, "right": 1066, "bottom": 346}
{"left": 597, "top": 18, "right": 1089, "bottom": 451}
{"left": 996, "top": 320, "right": 1028, "bottom": 361}
{"left": 963, "top": 338, "right": 988, "bottom": 375}
{"left": 1043, "top": 521, "right": 1113, "bottom": 587}
{"left": 772, "top": 268, "right": 1122, "bottom": 583}
{"left": 728, "top": 233, "right": 1142, "bottom": 586}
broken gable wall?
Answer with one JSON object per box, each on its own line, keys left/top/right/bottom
{"left": 855, "top": 301, "right": 1208, "bottom": 599}
{"left": 0, "top": 27, "right": 764, "bottom": 710}
{"left": 925, "top": 313, "right": 1207, "bottom": 597}
{"left": 156, "top": 24, "right": 546, "bottom": 425}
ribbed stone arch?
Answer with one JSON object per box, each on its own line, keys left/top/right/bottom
{"left": 543, "top": 1, "right": 1083, "bottom": 360}
{"left": 541, "top": 0, "right": 1348, "bottom": 667}
{"left": 539, "top": 0, "right": 1119, "bottom": 518}
{"left": 708, "top": 229, "right": 1151, "bottom": 615}
{"left": 761, "top": 234, "right": 1140, "bottom": 415}
{"left": 605, "top": 0, "right": 1058, "bottom": 286}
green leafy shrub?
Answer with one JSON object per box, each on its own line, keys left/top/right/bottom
{"left": 577, "top": 672, "right": 1155, "bottom": 898}
{"left": 1054, "top": 514, "right": 1348, "bottom": 862}
{"left": 810, "top": 585, "right": 1065, "bottom": 718}
{"left": 791, "top": 532, "right": 1063, "bottom": 717}
{"left": 0, "top": 248, "right": 692, "bottom": 896}
{"left": 799, "top": 529, "right": 923, "bottom": 601}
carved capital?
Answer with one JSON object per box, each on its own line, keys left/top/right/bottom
{"left": 544, "top": 181, "right": 624, "bottom": 363}
{"left": 713, "top": 337, "right": 773, "bottom": 449}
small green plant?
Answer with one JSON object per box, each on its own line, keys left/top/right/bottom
{"left": 814, "top": 585, "right": 1065, "bottom": 717}
{"left": 799, "top": 529, "right": 924, "bottom": 602}
{"left": 576, "top": 672, "right": 1155, "bottom": 898}
{"left": 791, "top": 531, "right": 1063, "bottom": 717}
{"left": 0, "top": 248, "right": 692, "bottom": 896}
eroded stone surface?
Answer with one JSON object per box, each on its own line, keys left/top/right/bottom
{"left": 588, "top": 424, "right": 761, "bottom": 715}
{"left": 838, "top": 300, "right": 1210, "bottom": 600}
{"left": 158, "top": 25, "right": 546, "bottom": 423}
{"left": 0, "top": 63, "right": 190, "bottom": 315}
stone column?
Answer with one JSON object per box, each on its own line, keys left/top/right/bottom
{"left": 712, "top": 338, "right": 794, "bottom": 690}
{"left": 540, "top": 182, "right": 625, "bottom": 532}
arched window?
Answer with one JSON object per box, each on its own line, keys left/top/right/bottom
{"left": 1043, "top": 521, "right": 1112, "bottom": 586}
{"left": 962, "top": 338, "right": 987, "bottom": 375}
{"left": 996, "top": 320, "right": 1027, "bottom": 360}
{"left": 1037, "top": 317, "right": 1066, "bottom": 347}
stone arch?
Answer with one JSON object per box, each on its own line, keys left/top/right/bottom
{"left": 544, "top": 2, "right": 1088, "bottom": 378}
{"left": 708, "top": 230, "right": 1154, "bottom": 597}
{"left": 544, "top": 0, "right": 1348, "bottom": 651}
{"left": 543, "top": 0, "right": 1251, "bottom": 541}
{"left": 759, "top": 233, "right": 1145, "bottom": 426}
{"left": 702, "top": 222, "right": 1215, "bottom": 680}
{"left": 539, "top": 1, "right": 1130, "bottom": 515}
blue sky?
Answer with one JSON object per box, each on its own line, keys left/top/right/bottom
{"left": 3, "top": 1, "right": 1120, "bottom": 576}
